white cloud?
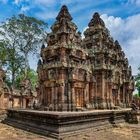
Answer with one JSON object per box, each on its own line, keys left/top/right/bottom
{"left": 34, "top": 0, "right": 57, "bottom": 7}
{"left": 0, "top": 0, "right": 8, "bottom": 4}
{"left": 36, "top": 11, "right": 58, "bottom": 20}
{"left": 14, "top": 0, "right": 29, "bottom": 5}
{"left": 81, "top": 27, "right": 88, "bottom": 39}
{"left": 14, "top": 0, "right": 21, "bottom": 5}
{"left": 34, "top": 0, "right": 76, "bottom": 6}
{"left": 60, "top": 0, "right": 75, "bottom": 5}
{"left": 101, "top": 13, "right": 140, "bottom": 75}
{"left": 20, "top": 6, "right": 29, "bottom": 12}
{"left": 127, "top": 0, "right": 140, "bottom": 6}
{"left": 136, "top": 0, "right": 140, "bottom": 6}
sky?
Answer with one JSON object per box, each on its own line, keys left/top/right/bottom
{"left": 0, "top": 0, "right": 140, "bottom": 75}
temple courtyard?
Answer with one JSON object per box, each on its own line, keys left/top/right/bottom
{"left": 0, "top": 123, "right": 139, "bottom": 140}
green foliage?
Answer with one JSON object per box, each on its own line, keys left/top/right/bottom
{"left": 133, "top": 93, "right": 140, "bottom": 98}
{"left": 15, "top": 69, "right": 38, "bottom": 90}
{"left": 0, "top": 39, "right": 24, "bottom": 86}
{"left": 4, "top": 76, "right": 12, "bottom": 87}
{"left": 0, "top": 41, "right": 7, "bottom": 68}
{"left": 27, "top": 69, "right": 38, "bottom": 89}
{"left": 135, "top": 67, "right": 140, "bottom": 97}
{"left": 0, "top": 14, "right": 47, "bottom": 78}
{"left": 0, "top": 14, "right": 47, "bottom": 87}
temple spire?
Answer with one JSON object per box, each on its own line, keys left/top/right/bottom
{"left": 88, "top": 12, "right": 105, "bottom": 27}
{"left": 56, "top": 5, "right": 72, "bottom": 21}
{"left": 49, "top": 5, "right": 80, "bottom": 46}
{"left": 41, "top": 44, "right": 45, "bottom": 49}
{"left": 115, "top": 40, "right": 120, "bottom": 46}
{"left": 115, "top": 40, "right": 122, "bottom": 50}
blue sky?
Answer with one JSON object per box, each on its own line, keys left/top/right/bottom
{"left": 0, "top": 0, "right": 140, "bottom": 75}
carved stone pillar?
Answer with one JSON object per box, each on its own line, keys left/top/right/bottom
{"left": 117, "top": 87, "right": 121, "bottom": 107}
{"left": 84, "top": 83, "right": 87, "bottom": 107}
{"left": 62, "top": 83, "right": 66, "bottom": 111}
{"left": 44, "top": 86, "right": 47, "bottom": 106}
{"left": 94, "top": 81, "right": 98, "bottom": 109}
{"left": 54, "top": 87, "right": 58, "bottom": 111}
{"left": 126, "top": 89, "right": 130, "bottom": 107}
{"left": 84, "top": 82, "right": 89, "bottom": 107}
{"left": 101, "top": 71, "right": 106, "bottom": 109}
{"left": 89, "top": 82, "right": 94, "bottom": 103}
{"left": 90, "top": 82, "right": 95, "bottom": 109}
{"left": 122, "top": 85, "right": 126, "bottom": 107}
{"left": 67, "top": 82, "right": 71, "bottom": 111}
{"left": 72, "top": 87, "right": 75, "bottom": 102}
{"left": 87, "top": 83, "right": 89, "bottom": 104}
{"left": 126, "top": 91, "right": 130, "bottom": 107}
{"left": 106, "top": 81, "right": 109, "bottom": 109}
{"left": 129, "top": 91, "right": 133, "bottom": 105}
{"left": 108, "top": 82, "right": 114, "bottom": 109}
{"left": 50, "top": 86, "right": 55, "bottom": 110}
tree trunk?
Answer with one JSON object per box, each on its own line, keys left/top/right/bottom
{"left": 12, "top": 71, "right": 15, "bottom": 88}
{"left": 0, "top": 60, "right": 2, "bottom": 69}
{"left": 24, "top": 53, "right": 29, "bottom": 78}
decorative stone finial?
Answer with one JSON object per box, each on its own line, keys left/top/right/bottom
{"left": 88, "top": 12, "right": 105, "bottom": 27}
{"left": 78, "top": 31, "right": 81, "bottom": 35}
{"left": 115, "top": 40, "right": 120, "bottom": 46}
{"left": 129, "top": 66, "right": 132, "bottom": 71}
{"left": 56, "top": 5, "right": 72, "bottom": 21}
{"left": 38, "top": 59, "right": 42, "bottom": 66}
{"left": 41, "top": 44, "right": 45, "bottom": 49}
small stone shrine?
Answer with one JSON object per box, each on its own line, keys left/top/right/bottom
{"left": 0, "top": 69, "right": 10, "bottom": 110}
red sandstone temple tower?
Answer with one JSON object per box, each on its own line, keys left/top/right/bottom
{"left": 37, "top": 5, "right": 134, "bottom": 111}
{"left": 83, "top": 13, "right": 134, "bottom": 109}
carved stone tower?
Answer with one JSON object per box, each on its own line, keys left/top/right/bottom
{"left": 83, "top": 13, "right": 134, "bottom": 109}
{"left": 37, "top": 6, "right": 134, "bottom": 111}
{"left": 38, "top": 5, "right": 91, "bottom": 111}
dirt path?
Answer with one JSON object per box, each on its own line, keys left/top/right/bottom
{"left": 0, "top": 123, "right": 140, "bottom": 140}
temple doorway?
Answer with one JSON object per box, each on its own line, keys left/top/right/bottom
{"left": 112, "top": 89, "right": 117, "bottom": 105}
{"left": 26, "top": 99, "right": 29, "bottom": 108}
{"left": 46, "top": 87, "right": 52, "bottom": 105}
{"left": 75, "top": 88, "right": 84, "bottom": 107}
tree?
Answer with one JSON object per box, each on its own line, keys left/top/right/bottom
{"left": 133, "top": 93, "right": 140, "bottom": 98}
{"left": 0, "top": 41, "right": 7, "bottom": 68}
{"left": 135, "top": 67, "right": 140, "bottom": 97}
{"left": 6, "top": 47, "right": 25, "bottom": 87}
{"left": 15, "top": 69, "right": 38, "bottom": 90}
{"left": 0, "top": 45, "right": 25, "bottom": 87}
{"left": 0, "top": 14, "right": 47, "bottom": 78}
{"left": 0, "top": 35, "right": 24, "bottom": 86}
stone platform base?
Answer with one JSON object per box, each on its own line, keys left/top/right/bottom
{"left": 128, "top": 110, "right": 140, "bottom": 124}
{"left": 4, "top": 109, "right": 131, "bottom": 139}
{"left": 0, "top": 110, "right": 7, "bottom": 122}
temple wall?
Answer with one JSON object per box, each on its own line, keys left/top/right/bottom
{"left": 0, "top": 93, "right": 9, "bottom": 110}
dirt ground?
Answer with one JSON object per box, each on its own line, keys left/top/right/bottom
{"left": 0, "top": 123, "right": 140, "bottom": 140}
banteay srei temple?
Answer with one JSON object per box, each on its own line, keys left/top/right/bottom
{"left": 37, "top": 5, "right": 134, "bottom": 111}
{"left": 1, "top": 5, "right": 140, "bottom": 139}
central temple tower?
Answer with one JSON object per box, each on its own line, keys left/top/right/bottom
{"left": 37, "top": 5, "right": 92, "bottom": 111}
{"left": 37, "top": 5, "right": 134, "bottom": 111}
